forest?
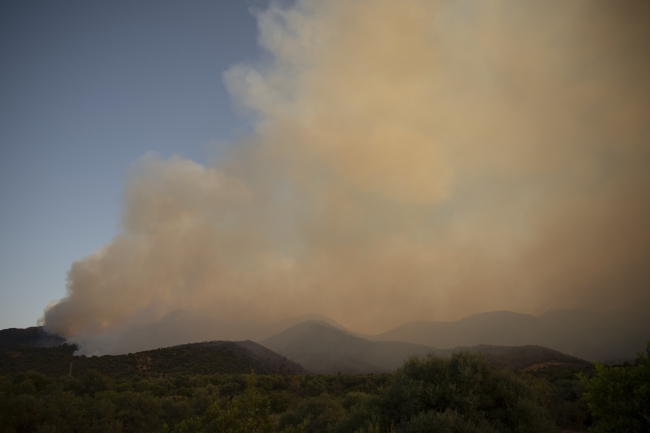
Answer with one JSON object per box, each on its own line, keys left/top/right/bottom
{"left": 2, "top": 345, "right": 648, "bottom": 433}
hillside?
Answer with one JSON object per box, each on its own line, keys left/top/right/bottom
{"left": 374, "top": 298, "right": 650, "bottom": 363}
{"left": 261, "top": 320, "right": 433, "bottom": 374}
{"left": 0, "top": 326, "right": 66, "bottom": 349}
{"left": 0, "top": 328, "right": 307, "bottom": 377}
{"left": 438, "top": 344, "right": 591, "bottom": 370}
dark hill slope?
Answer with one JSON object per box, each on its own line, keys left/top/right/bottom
{"left": 262, "top": 320, "right": 436, "bottom": 374}
{"left": 0, "top": 326, "right": 65, "bottom": 349}
{"left": 438, "top": 344, "right": 591, "bottom": 370}
{"left": 0, "top": 333, "right": 307, "bottom": 378}
{"left": 232, "top": 340, "right": 310, "bottom": 374}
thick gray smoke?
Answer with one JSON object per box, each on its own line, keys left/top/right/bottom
{"left": 43, "top": 0, "right": 650, "bottom": 353}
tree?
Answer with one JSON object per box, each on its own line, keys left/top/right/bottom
{"left": 171, "top": 373, "right": 278, "bottom": 433}
{"left": 579, "top": 342, "right": 650, "bottom": 433}
{"left": 380, "top": 351, "right": 555, "bottom": 433}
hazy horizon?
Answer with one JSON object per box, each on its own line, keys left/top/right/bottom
{"left": 2, "top": 1, "right": 649, "bottom": 350}
{"left": 39, "top": 298, "right": 650, "bottom": 363}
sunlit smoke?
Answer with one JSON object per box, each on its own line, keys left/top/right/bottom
{"left": 43, "top": 0, "right": 650, "bottom": 352}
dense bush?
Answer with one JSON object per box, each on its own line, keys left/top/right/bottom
{"left": 0, "top": 370, "right": 390, "bottom": 433}
{"left": 380, "top": 351, "right": 556, "bottom": 433}
{"left": 10, "top": 349, "right": 645, "bottom": 433}
{"left": 579, "top": 342, "right": 650, "bottom": 433}
{"left": 532, "top": 368, "right": 591, "bottom": 430}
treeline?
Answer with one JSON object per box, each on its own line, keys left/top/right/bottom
{"left": 0, "top": 366, "right": 390, "bottom": 433}
{"left": 1, "top": 347, "right": 648, "bottom": 433}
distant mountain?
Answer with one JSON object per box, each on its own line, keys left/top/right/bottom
{"left": 2, "top": 323, "right": 592, "bottom": 377}
{"left": 260, "top": 320, "right": 590, "bottom": 374}
{"left": 261, "top": 320, "right": 433, "bottom": 374}
{"left": 253, "top": 314, "right": 356, "bottom": 341}
{"left": 374, "top": 297, "right": 650, "bottom": 363}
{"left": 376, "top": 311, "right": 541, "bottom": 349}
{"left": 0, "top": 330, "right": 307, "bottom": 377}
{"left": 68, "top": 310, "right": 354, "bottom": 355}
{"left": 32, "top": 297, "right": 649, "bottom": 364}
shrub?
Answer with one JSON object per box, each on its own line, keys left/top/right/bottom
{"left": 579, "top": 342, "right": 650, "bottom": 433}
{"left": 381, "top": 351, "right": 555, "bottom": 433}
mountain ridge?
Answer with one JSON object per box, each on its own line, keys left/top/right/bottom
{"left": 262, "top": 320, "right": 434, "bottom": 374}
{"left": 374, "top": 298, "right": 650, "bottom": 362}
{"left": 261, "top": 320, "right": 589, "bottom": 374}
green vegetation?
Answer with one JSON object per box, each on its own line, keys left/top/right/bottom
{"left": 4, "top": 330, "right": 647, "bottom": 431}
{"left": 578, "top": 342, "right": 650, "bottom": 433}
{"left": 1, "top": 351, "right": 581, "bottom": 433}
{"left": 169, "top": 374, "right": 292, "bottom": 433}
{"left": 378, "top": 352, "right": 556, "bottom": 433}
{"left": 0, "top": 368, "right": 390, "bottom": 433}
{"left": 530, "top": 366, "right": 592, "bottom": 430}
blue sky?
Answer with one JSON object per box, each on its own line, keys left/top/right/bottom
{"left": 0, "top": 0, "right": 267, "bottom": 328}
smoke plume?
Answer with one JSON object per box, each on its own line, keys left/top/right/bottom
{"left": 43, "top": 0, "right": 650, "bottom": 352}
